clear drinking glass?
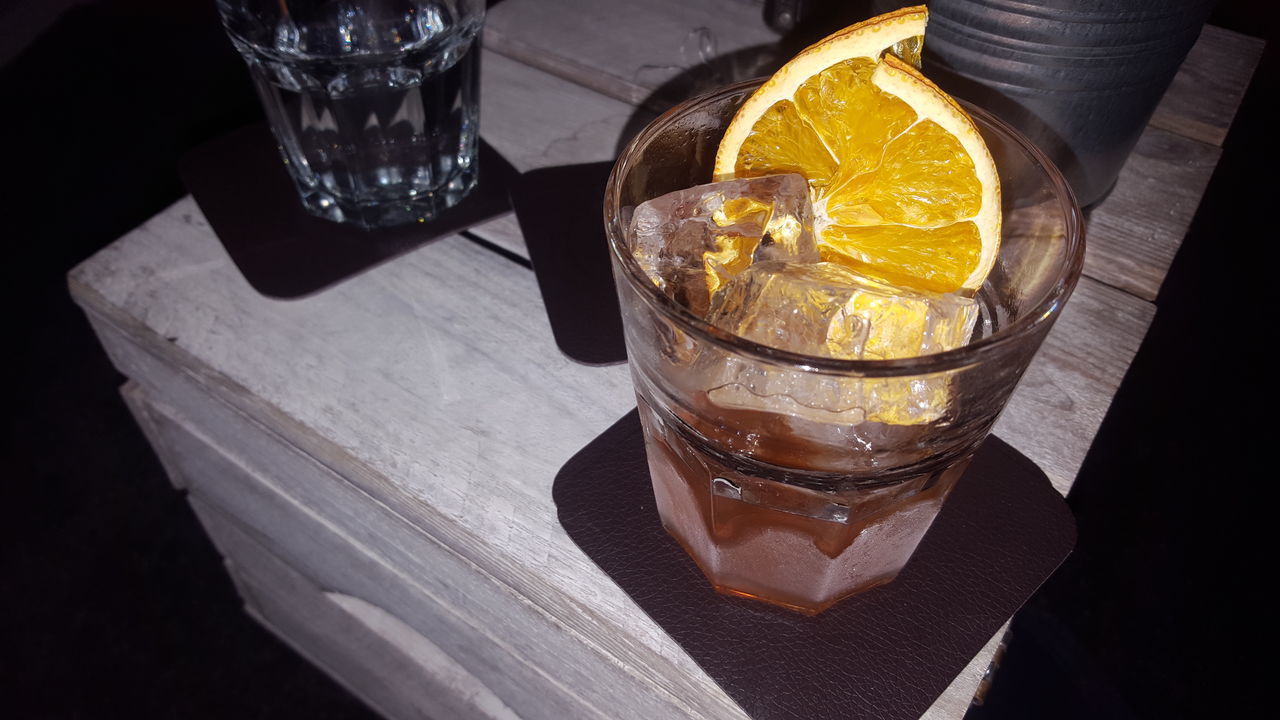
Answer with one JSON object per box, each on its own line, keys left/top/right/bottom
{"left": 604, "top": 79, "right": 1085, "bottom": 615}
{"left": 216, "top": 0, "right": 485, "bottom": 229}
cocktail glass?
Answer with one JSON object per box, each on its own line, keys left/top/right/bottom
{"left": 604, "top": 79, "right": 1085, "bottom": 614}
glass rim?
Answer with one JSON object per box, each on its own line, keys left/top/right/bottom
{"left": 604, "top": 77, "right": 1086, "bottom": 378}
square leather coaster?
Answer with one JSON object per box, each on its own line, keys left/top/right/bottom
{"left": 510, "top": 162, "right": 627, "bottom": 365}
{"left": 179, "top": 122, "right": 517, "bottom": 299}
{"left": 554, "top": 410, "right": 1076, "bottom": 720}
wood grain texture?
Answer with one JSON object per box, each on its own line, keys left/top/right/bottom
{"left": 467, "top": 213, "right": 531, "bottom": 260}
{"left": 1084, "top": 126, "right": 1220, "bottom": 301}
{"left": 996, "top": 279, "right": 1154, "bottom": 495}
{"left": 208, "top": 505, "right": 518, "bottom": 720}
{"left": 152, "top": 399, "right": 698, "bottom": 719}
{"left": 1150, "top": 25, "right": 1265, "bottom": 147}
{"left": 473, "top": 50, "right": 647, "bottom": 259}
{"left": 126, "top": 382, "right": 490, "bottom": 720}
{"left": 75, "top": 209, "right": 737, "bottom": 718}
{"left": 325, "top": 593, "right": 523, "bottom": 720}
{"left": 481, "top": 51, "right": 639, "bottom": 175}
{"left": 196, "top": 498, "right": 514, "bottom": 720}
{"left": 72, "top": 187, "right": 1148, "bottom": 717}
{"left": 485, "top": 0, "right": 780, "bottom": 109}
{"left": 123, "top": 370, "right": 736, "bottom": 719}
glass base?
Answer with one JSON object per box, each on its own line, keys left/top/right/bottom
{"left": 637, "top": 396, "right": 968, "bottom": 614}
{"left": 297, "top": 165, "right": 479, "bottom": 230}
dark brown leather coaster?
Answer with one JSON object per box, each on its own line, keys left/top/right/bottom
{"left": 510, "top": 162, "right": 626, "bottom": 365}
{"left": 178, "top": 122, "right": 516, "bottom": 299}
{"left": 554, "top": 410, "right": 1076, "bottom": 720}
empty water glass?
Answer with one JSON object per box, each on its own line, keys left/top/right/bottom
{"left": 216, "top": 0, "right": 485, "bottom": 229}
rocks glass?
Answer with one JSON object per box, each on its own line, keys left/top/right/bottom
{"left": 604, "top": 80, "right": 1085, "bottom": 614}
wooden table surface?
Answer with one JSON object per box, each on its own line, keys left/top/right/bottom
{"left": 68, "top": 1, "right": 1263, "bottom": 718}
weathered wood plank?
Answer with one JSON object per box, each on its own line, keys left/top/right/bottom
{"left": 140, "top": 388, "right": 697, "bottom": 719}
{"left": 997, "top": 278, "right": 1154, "bottom": 495}
{"left": 71, "top": 188, "right": 1150, "bottom": 717}
{"left": 485, "top": 0, "right": 780, "bottom": 109}
{"left": 1084, "top": 126, "right": 1220, "bottom": 301}
{"left": 127, "top": 381, "right": 594, "bottom": 719}
{"left": 192, "top": 496, "right": 520, "bottom": 720}
{"left": 1150, "top": 25, "right": 1264, "bottom": 147}
{"left": 467, "top": 213, "right": 529, "bottom": 260}
{"left": 481, "top": 50, "right": 639, "bottom": 175}
{"left": 926, "top": 629, "right": 1006, "bottom": 720}
{"left": 473, "top": 50, "right": 646, "bottom": 259}
{"left": 123, "top": 367, "right": 738, "bottom": 719}
{"left": 72, "top": 205, "right": 739, "bottom": 718}
{"left": 126, "top": 381, "right": 507, "bottom": 720}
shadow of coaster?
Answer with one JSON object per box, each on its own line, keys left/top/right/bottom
{"left": 511, "top": 162, "right": 626, "bottom": 365}
{"left": 179, "top": 122, "right": 517, "bottom": 299}
{"left": 554, "top": 410, "right": 1076, "bottom": 720}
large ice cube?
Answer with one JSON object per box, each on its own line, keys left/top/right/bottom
{"left": 707, "top": 261, "right": 978, "bottom": 360}
{"left": 703, "top": 261, "right": 979, "bottom": 426}
{"left": 629, "top": 174, "right": 818, "bottom": 317}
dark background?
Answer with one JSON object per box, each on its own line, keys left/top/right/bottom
{"left": 2, "top": 0, "right": 1272, "bottom": 717}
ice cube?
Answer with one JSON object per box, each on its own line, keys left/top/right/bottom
{"left": 629, "top": 174, "right": 818, "bottom": 317}
{"left": 704, "top": 347, "right": 957, "bottom": 427}
{"left": 706, "top": 261, "right": 978, "bottom": 360}
{"left": 703, "top": 261, "right": 979, "bottom": 426}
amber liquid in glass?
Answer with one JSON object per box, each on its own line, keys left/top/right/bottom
{"left": 636, "top": 395, "right": 970, "bottom": 614}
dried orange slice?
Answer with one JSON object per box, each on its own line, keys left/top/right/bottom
{"left": 715, "top": 7, "right": 1000, "bottom": 294}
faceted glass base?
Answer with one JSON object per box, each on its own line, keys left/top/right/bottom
{"left": 637, "top": 398, "right": 968, "bottom": 614}
{"left": 297, "top": 164, "right": 479, "bottom": 230}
